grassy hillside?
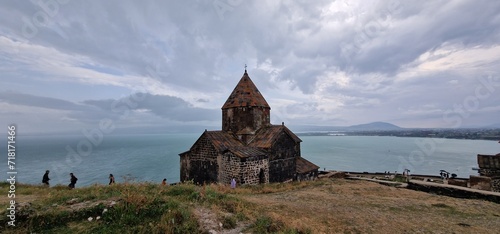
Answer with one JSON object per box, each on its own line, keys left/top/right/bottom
{"left": 1, "top": 179, "right": 499, "bottom": 233}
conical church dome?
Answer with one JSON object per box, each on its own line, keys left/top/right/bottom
{"left": 222, "top": 70, "right": 270, "bottom": 109}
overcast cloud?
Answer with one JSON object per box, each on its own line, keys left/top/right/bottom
{"left": 1, "top": 0, "right": 500, "bottom": 134}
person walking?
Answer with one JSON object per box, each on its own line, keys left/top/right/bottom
{"left": 68, "top": 173, "right": 78, "bottom": 189}
{"left": 109, "top": 174, "right": 115, "bottom": 185}
{"left": 42, "top": 170, "right": 50, "bottom": 186}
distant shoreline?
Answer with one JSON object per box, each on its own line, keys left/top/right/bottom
{"left": 297, "top": 128, "right": 500, "bottom": 141}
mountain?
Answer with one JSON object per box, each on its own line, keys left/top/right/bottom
{"left": 346, "top": 122, "right": 402, "bottom": 131}
{"left": 289, "top": 122, "right": 402, "bottom": 132}
{"left": 486, "top": 123, "right": 500, "bottom": 129}
{"left": 287, "top": 125, "right": 345, "bottom": 132}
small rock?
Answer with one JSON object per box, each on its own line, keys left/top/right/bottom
{"left": 102, "top": 208, "right": 108, "bottom": 214}
{"left": 219, "top": 222, "right": 223, "bottom": 228}
{"left": 209, "top": 230, "right": 217, "bottom": 234}
{"left": 88, "top": 217, "right": 93, "bottom": 222}
{"left": 96, "top": 216, "right": 101, "bottom": 220}
{"left": 66, "top": 198, "right": 79, "bottom": 205}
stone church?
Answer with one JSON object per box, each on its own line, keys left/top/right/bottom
{"left": 179, "top": 69, "right": 319, "bottom": 185}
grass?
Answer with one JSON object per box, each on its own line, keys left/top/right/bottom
{"left": 0, "top": 182, "right": 224, "bottom": 233}
{"left": 1, "top": 179, "right": 500, "bottom": 233}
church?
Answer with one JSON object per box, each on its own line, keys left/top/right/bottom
{"left": 179, "top": 69, "right": 319, "bottom": 185}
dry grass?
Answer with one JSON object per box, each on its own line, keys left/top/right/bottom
{"left": 239, "top": 179, "right": 500, "bottom": 233}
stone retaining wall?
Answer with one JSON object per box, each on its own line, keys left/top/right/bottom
{"left": 407, "top": 182, "right": 500, "bottom": 204}
{"left": 492, "top": 178, "right": 500, "bottom": 192}
{"left": 469, "top": 176, "right": 491, "bottom": 191}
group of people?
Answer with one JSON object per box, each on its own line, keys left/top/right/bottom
{"left": 42, "top": 170, "right": 169, "bottom": 188}
{"left": 42, "top": 170, "right": 78, "bottom": 188}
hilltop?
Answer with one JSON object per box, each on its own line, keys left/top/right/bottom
{"left": 346, "top": 121, "right": 402, "bottom": 131}
{"left": 2, "top": 178, "right": 500, "bottom": 233}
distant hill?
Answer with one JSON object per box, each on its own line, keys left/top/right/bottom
{"left": 486, "top": 123, "right": 500, "bottom": 129}
{"left": 346, "top": 122, "right": 402, "bottom": 131}
{"left": 289, "top": 122, "right": 402, "bottom": 132}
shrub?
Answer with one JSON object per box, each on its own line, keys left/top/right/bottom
{"left": 222, "top": 215, "right": 237, "bottom": 229}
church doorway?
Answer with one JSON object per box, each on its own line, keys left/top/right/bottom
{"left": 259, "top": 168, "right": 265, "bottom": 184}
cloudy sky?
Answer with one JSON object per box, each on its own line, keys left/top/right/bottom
{"left": 1, "top": 0, "right": 500, "bottom": 134}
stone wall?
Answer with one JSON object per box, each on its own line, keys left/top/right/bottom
{"left": 268, "top": 131, "right": 299, "bottom": 183}
{"left": 239, "top": 155, "right": 269, "bottom": 185}
{"left": 222, "top": 106, "right": 270, "bottom": 133}
{"left": 447, "top": 179, "right": 468, "bottom": 187}
{"left": 220, "top": 153, "right": 269, "bottom": 185}
{"left": 219, "top": 153, "right": 241, "bottom": 184}
{"left": 408, "top": 182, "right": 500, "bottom": 204}
{"left": 469, "top": 175, "right": 491, "bottom": 191}
{"left": 180, "top": 133, "right": 220, "bottom": 184}
{"left": 269, "top": 158, "right": 295, "bottom": 183}
{"left": 296, "top": 170, "right": 318, "bottom": 181}
{"left": 179, "top": 152, "right": 190, "bottom": 182}
{"left": 479, "top": 168, "right": 500, "bottom": 177}
{"left": 492, "top": 178, "right": 500, "bottom": 192}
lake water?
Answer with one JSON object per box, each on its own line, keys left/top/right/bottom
{"left": 1, "top": 133, "right": 498, "bottom": 187}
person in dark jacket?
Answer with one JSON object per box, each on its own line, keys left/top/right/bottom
{"left": 42, "top": 170, "right": 50, "bottom": 186}
{"left": 69, "top": 173, "right": 78, "bottom": 189}
{"left": 109, "top": 174, "right": 115, "bottom": 185}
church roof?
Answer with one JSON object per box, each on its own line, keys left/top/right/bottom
{"left": 202, "top": 131, "right": 267, "bottom": 158}
{"left": 203, "top": 131, "right": 242, "bottom": 152}
{"left": 296, "top": 157, "right": 320, "bottom": 174}
{"left": 227, "top": 147, "right": 267, "bottom": 158}
{"left": 191, "top": 125, "right": 301, "bottom": 158}
{"left": 248, "top": 125, "right": 302, "bottom": 148}
{"left": 477, "top": 154, "right": 500, "bottom": 169}
{"left": 222, "top": 70, "right": 270, "bottom": 109}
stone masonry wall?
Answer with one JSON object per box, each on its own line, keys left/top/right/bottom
{"left": 469, "top": 175, "right": 491, "bottom": 191}
{"left": 222, "top": 107, "right": 270, "bottom": 133}
{"left": 179, "top": 153, "right": 190, "bottom": 182}
{"left": 268, "top": 131, "right": 298, "bottom": 182}
{"left": 239, "top": 156, "right": 269, "bottom": 185}
{"left": 492, "top": 178, "right": 500, "bottom": 192}
{"left": 219, "top": 153, "right": 241, "bottom": 184}
{"left": 220, "top": 153, "right": 269, "bottom": 185}
{"left": 479, "top": 169, "right": 500, "bottom": 177}
{"left": 296, "top": 170, "right": 318, "bottom": 182}
{"left": 269, "top": 158, "right": 295, "bottom": 183}
{"left": 183, "top": 134, "right": 220, "bottom": 184}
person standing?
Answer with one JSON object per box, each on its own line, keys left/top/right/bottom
{"left": 42, "top": 170, "right": 50, "bottom": 186}
{"left": 69, "top": 173, "right": 78, "bottom": 189}
{"left": 162, "top": 178, "right": 168, "bottom": 186}
{"left": 109, "top": 174, "right": 115, "bottom": 185}
{"left": 230, "top": 178, "right": 236, "bottom": 189}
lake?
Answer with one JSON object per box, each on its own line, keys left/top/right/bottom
{"left": 1, "top": 133, "right": 498, "bottom": 187}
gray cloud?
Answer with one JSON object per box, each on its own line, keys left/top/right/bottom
{"left": 0, "top": 91, "right": 90, "bottom": 111}
{"left": 1, "top": 0, "right": 500, "bottom": 132}
{"left": 84, "top": 93, "right": 219, "bottom": 122}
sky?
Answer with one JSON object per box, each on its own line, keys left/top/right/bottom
{"left": 1, "top": 0, "right": 500, "bottom": 135}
